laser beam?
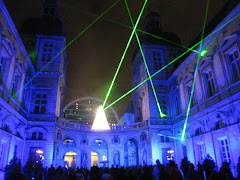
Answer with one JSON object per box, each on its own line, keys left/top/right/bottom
{"left": 124, "top": 0, "right": 166, "bottom": 118}
{"left": 59, "top": 1, "right": 198, "bottom": 54}
{"left": 181, "top": 0, "right": 210, "bottom": 141}
{"left": 104, "top": 13, "right": 240, "bottom": 111}
{"left": 13, "top": 0, "right": 120, "bottom": 99}
{"left": 102, "top": 0, "right": 148, "bottom": 108}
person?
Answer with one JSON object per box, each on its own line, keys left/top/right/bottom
{"left": 166, "top": 160, "right": 183, "bottom": 180}
{"left": 101, "top": 168, "right": 113, "bottom": 180}
{"left": 188, "top": 163, "right": 201, "bottom": 180}
{"left": 48, "top": 164, "right": 55, "bottom": 180}
{"left": 152, "top": 159, "right": 165, "bottom": 180}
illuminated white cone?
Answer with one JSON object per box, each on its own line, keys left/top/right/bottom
{"left": 92, "top": 105, "right": 110, "bottom": 130}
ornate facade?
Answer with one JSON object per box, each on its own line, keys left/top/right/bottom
{"left": 0, "top": 0, "right": 240, "bottom": 177}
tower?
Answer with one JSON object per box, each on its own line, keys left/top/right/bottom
{"left": 19, "top": 0, "right": 67, "bottom": 166}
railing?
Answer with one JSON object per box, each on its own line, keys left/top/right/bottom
{"left": 0, "top": 84, "right": 28, "bottom": 119}
{"left": 56, "top": 118, "right": 150, "bottom": 131}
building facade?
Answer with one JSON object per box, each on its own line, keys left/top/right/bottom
{"left": 0, "top": 0, "right": 240, "bottom": 177}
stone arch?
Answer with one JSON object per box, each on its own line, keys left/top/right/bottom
{"left": 27, "top": 126, "right": 48, "bottom": 140}
{"left": 210, "top": 111, "right": 228, "bottom": 130}
{"left": 112, "top": 150, "right": 120, "bottom": 167}
{"left": 63, "top": 96, "right": 119, "bottom": 122}
{"left": 2, "top": 115, "right": 15, "bottom": 134}
{"left": 124, "top": 137, "right": 139, "bottom": 167}
{"left": 234, "top": 102, "right": 240, "bottom": 123}
{"left": 90, "top": 138, "right": 109, "bottom": 167}
{"left": 191, "top": 121, "right": 205, "bottom": 137}
{"left": 158, "top": 129, "right": 174, "bottom": 142}
{"left": 16, "top": 123, "right": 25, "bottom": 138}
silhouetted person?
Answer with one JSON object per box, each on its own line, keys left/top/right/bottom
{"left": 208, "top": 172, "right": 228, "bottom": 180}
{"left": 48, "top": 164, "right": 55, "bottom": 180}
{"left": 101, "top": 168, "right": 113, "bottom": 180}
{"left": 220, "top": 162, "right": 234, "bottom": 180}
{"left": 167, "top": 160, "right": 183, "bottom": 180}
{"left": 7, "top": 171, "right": 26, "bottom": 180}
{"left": 188, "top": 163, "right": 201, "bottom": 180}
{"left": 197, "top": 162, "right": 204, "bottom": 180}
{"left": 152, "top": 159, "right": 165, "bottom": 180}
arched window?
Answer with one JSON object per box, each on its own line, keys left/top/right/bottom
{"left": 39, "top": 132, "right": 43, "bottom": 140}
{"left": 215, "top": 119, "right": 226, "bottom": 130}
{"left": 32, "top": 132, "right": 36, "bottom": 140}
{"left": 195, "top": 127, "right": 203, "bottom": 136}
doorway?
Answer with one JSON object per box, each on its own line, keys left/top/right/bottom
{"left": 64, "top": 151, "right": 76, "bottom": 168}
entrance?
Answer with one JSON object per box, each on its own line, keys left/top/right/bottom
{"left": 91, "top": 139, "right": 108, "bottom": 167}
{"left": 124, "top": 138, "right": 138, "bottom": 167}
{"left": 64, "top": 152, "right": 76, "bottom": 168}
{"left": 91, "top": 152, "right": 99, "bottom": 166}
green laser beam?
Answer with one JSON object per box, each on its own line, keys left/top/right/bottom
{"left": 102, "top": 0, "right": 148, "bottom": 108}
{"left": 59, "top": 1, "right": 198, "bottom": 54}
{"left": 104, "top": 13, "right": 240, "bottom": 111}
{"left": 64, "top": 111, "right": 88, "bottom": 119}
{"left": 157, "top": 133, "right": 181, "bottom": 141}
{"left": 13, "top": 0, "right": 120, "bottom": 99}
{"left": 181, "top": 0, "right": 210, "bottom": 141}
{"left": 124, "top": 0, "right": 166, "bottom": 118}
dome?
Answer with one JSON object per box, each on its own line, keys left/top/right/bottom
{"left": 63, "top": 97, "right": 119, "bottom": 126}
{"left": 20, "top": 16, "right": 65, "bottom": 36}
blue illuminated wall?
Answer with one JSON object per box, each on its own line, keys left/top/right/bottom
{"left": 0, "top": 0, "right": 240, "bottom": 177}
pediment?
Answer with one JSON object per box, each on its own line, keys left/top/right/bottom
{"left": 218, "top": 34, "right": 237, "bottom": 51}
{"left": 33, "top": 82, "right": 52, "bottom": 88}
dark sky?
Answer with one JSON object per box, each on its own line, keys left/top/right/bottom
{"left": 5, "top": 0, "right": 227, "bottom": 117}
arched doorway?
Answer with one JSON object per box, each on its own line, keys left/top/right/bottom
{"left": 63, "top": 138, "right": 77, "bottom": 168}
{"left": 64, "top": 152, "right": 76, "bottom": 168}
{"left": 91, "top": 152, "right": 98, "bottom": 166}
{"left": 91, "top": 139, "right": 108, "bottom": 167}
{"left": 124, "top": 138, "right": 138, "bottom": 167}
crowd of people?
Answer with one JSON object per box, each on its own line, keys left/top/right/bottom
{"left": 5, "top": 160, "right": 238, "bottom": 180}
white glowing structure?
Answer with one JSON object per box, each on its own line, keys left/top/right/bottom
{"left": 92, "top": 105, "right": 110, "bottom": 130}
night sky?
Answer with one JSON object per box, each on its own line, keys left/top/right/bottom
{"left": 5, "top": 0, "right": 226, "bottom": 117}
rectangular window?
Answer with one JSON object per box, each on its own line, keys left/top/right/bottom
{"left": 161, "top": 136, "right": 164, "bottom": 142}
{"left": 0, "top": 143, "right": 7, "bottom": 170}
{"left": 153, "top": 51, "right": 163, "bottom": 70}
{"left": 175, "top": 96, "right": 180, "bottom": 115}
{"left": 198, "top": 144, "right": 204, "bottom": 163}
{"left": 187, "top": 85, "right": 195, "bottom": 107}
{"left": 183, "top": 146, "right": 187, "bottom": 158}
{"left": 205, "top": 70, "right": 216, "bottom": 97}
{"left": 42, "top": 43, "right": 53, "bottom": 62}
{"left": 38, "top": 132, "right": 43, "bottom": 140}
{"left": 220, "top": 139, "right": 231, "bottom": 164}
{"left": 0, "top": 57, "right": 5, "bottom": 72}
{"left": 158, "top": 96, "right": 168, "bottom": 117}
{"left": 34, "top": 94, "right": 47, "bottom": 114}
{"left": 32, "top": 132, "right": 36, "bottom": 140}
{"left": 228, "top": 50, "right": 240, "bottom": 80}
{"left": 14, "top": 145, "right": 18, "bottom": 157}
{"left": 12, "top": 73, "right": 19, "bottom": 95}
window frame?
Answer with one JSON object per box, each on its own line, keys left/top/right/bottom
{"left": 41, "top": 43, "right": 54, "bottom": 62}
{"left": 33, "top": 93, "right": 48, "bottom": 114}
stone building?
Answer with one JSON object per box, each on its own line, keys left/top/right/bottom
{"left": 0, "top": 0, "right": 240, "bottom": 177}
